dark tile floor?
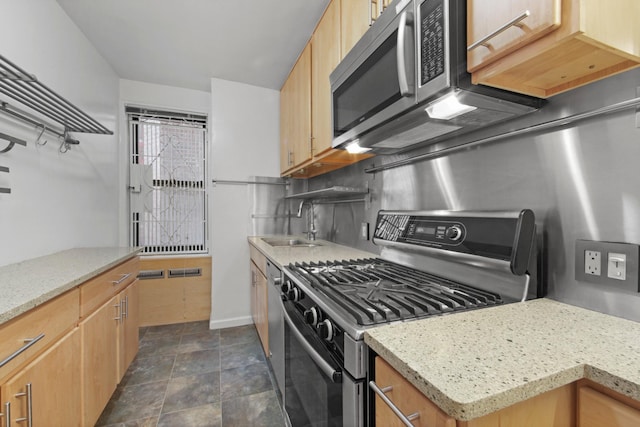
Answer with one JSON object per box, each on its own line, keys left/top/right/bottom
{"left": 96, "top": 322, "right": 287, "bottom": 427}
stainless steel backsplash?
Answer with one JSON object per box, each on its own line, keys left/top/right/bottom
{"left": 305, "top": 67, "right": 640, "bottom": 322}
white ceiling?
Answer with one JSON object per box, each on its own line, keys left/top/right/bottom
{"left": 56, "top": 0, "right": 331, "bottom": 92}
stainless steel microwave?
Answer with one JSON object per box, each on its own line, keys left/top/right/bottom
{"left": 330, "top": 0, "right": 543, "bottom": 154}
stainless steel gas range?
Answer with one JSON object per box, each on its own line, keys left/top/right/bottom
{"left": 280, "top": 209, "right": 540, "bottom": 426}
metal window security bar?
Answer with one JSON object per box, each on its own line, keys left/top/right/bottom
{"left": 128, "top": 106, "right": 208, "bottom": 255}
{"left": 0, "top": 54, "right": 113, "bottom": 135}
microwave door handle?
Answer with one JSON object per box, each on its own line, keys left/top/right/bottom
{"left": 396, "top": 10, "right": 413, "bottom": 97}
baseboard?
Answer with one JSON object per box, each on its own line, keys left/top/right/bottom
{"left": 209, "top": 315, "right": 253, "bottom": 330}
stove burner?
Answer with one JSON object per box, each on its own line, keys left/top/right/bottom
{"left": 287, "top": 258, "right": 503, "bottom": 326}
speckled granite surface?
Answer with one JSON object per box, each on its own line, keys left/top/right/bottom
{"left": 365, "top": 298, "right": 640, "bottom": 421}
{"left": 247, "top": 235, "right": 377, "bottom": 268}
{"left": 0, "top": 247, "right": 141, "bottom": 325}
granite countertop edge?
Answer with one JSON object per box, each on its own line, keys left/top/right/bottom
{"left": 364, "top": 299, "right": 640, "bottom": 421}
{"left": 247, "top": 235, "right": 377, "bottom": 269}
{"left": 0, "top": 247, "right": 142, "bottom": 325}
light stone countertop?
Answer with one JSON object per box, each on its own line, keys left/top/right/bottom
{"left": 0, "top": 247, "right": 141, "bottom": 325}
{"left": 365, "top": 298, "right": 640, "bottom": 421}
{"left": 247, "top": 235, "right": 378, "bottom": 269}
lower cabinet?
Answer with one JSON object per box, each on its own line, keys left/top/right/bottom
{"left": 80, "top": 280, "right": 139, "bottom": 426}
{"left": 373, "top": 355, "right": 579, "bottom": 427}
{"left": 250, "top": 260, "right": 269, "bottom": 355}
{"left": 118, "top": 281, "right": 139, "bottom": 380}
{"left": 577, "top": 382, "right": 640, "bottom": 427}
{"left": 373, "top": 357, "right": 456, "bottom": 427}
{"left": 1, "top": 328, "right": 81, "bottom": 427}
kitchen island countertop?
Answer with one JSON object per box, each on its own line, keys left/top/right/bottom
{"left": 0, "top": 247, "right": 141, "bottom": 325}
{"left": 365, "top": 298, "right": 640, "bottom": 421}
{"left": 248, "top": 235, "right": 377, "bottom": 269}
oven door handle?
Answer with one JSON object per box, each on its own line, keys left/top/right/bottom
{"left": 282, "top": 306, "right": 342, "bottom": 383}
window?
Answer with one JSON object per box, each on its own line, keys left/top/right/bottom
{"left": 127, "top": 107, "right": 208, "bottom": 255}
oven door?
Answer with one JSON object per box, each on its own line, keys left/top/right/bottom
{"left": 283, "top": 300, "right": 363, "bottom": 426}
{"left": 330, "top": 0, "right": 416, "bottom": 150}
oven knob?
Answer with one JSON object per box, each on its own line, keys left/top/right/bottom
{"left": 273, "top": 277, "right": 283, "bottom": 286}
{"left": 287, "top": 287, "right": 303, "bottom": 302}
{"left": 445, "top": 225, "right": 463, "bottom": 241}
{"left": 317, "top": 319, "right": 334, "bottom": 342}
{"left": 280, "top": 280, "right": 293, "bottom": 294}
{"left": 304, "top": 307, "right": 321, "bottom": 326}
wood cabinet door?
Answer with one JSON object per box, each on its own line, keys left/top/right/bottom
{"left": 280, "top": 71, "right": 294, "bottom": 173}
{"left": 578, "top": 386, "right": 640, "bottom": 427}
{"left": 341, "top": 0, "right": 371, "bottom": 57}
{"left": 374, "top": 357, "right": 456, "bottom": 427}
{"left": 1, "top": 328, "right": 81, "bottom": 427}
{"left": 250, "top": 261, "right": 259, "bottom": 325}
{"left": 312, "top": 0, "right": 341, "bottom": 156}
{"left": 118, "top": 281, "right": 139, "bottom": 381}
{"left": 290, "top": 44, "right": 312, "bottom": 167}
{"left": 467, "top": 0, "right": 561, "bottom": 72}
{"left": 80, "top": 296, "right": 119, "bottom": 427}
{"left": 256, "top": 268, "right": 269, "bottom": 355}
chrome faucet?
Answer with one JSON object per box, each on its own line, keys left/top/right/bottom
{"left": 296, "top": 200, "right": 317, "bottom": 241}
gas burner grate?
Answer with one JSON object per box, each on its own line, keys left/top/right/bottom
{"left": 288, "top": 258, "right": 503, "bottom": 326}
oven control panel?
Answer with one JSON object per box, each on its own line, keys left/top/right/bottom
{"left": 373, "top": 214, "right": 466, "bottom": 247}
{"left": 372, "top": 209, "right": 536, "bottom": 276}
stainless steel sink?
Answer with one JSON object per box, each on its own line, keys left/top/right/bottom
{"left": 262, "top": 238, "right": 322, "bottom": 248}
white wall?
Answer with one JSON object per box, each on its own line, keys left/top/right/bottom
{"left": 210, "top": 78, "right": 280, "bottom": 329}
{"left": 0, "top": 0, "right": 120, "bottom": 266}
{"left": 117, "top": 79, "right": 211, "bottom": 246}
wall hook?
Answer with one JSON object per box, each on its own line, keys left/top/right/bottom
{"left": 0, "top": 131, "right": 27, "bottom": 153}
{"left": 59, "top": 130, "right": 79, "bottom": 154}
{"left": 35, "top": 125, "right": 47, "bottom": 146}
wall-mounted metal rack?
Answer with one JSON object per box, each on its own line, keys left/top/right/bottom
{"left": 284, "top": 186, "right": 369, "bottom": 200}
{"left": 0, "top": 54, "right": 113, "bottom": 154}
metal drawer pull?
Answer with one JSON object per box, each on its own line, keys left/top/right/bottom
{"left": 369, "top": 380, "right": 420, "bottom": 426}
{"left": 14, "top": 383, "right": 32, "bottom": 426}
{"left": 0, "top": 402, "right": 10, "bottom": 427}
{"left": 111, "top": 273, "right": 131, "bottom": 285}
{"left": 0, "top": 334, "right": 45, "bottom": 368}
{"left": 467, "top": 10, "right": 530, "bottom": 51}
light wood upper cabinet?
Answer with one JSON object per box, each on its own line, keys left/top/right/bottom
{"left": 312, "top": 0, "right": 342, "bottom": 157}
{"left": 467, "top": 0, "right": 561, "bottom": 72}
{"left": 280, "top": 0, "right": 373, "bottom": 179}
{"left": 1, "top": 328, "right": 81, "bottom": 427}
{"left": 341, "top": 0, "right": 371, "bottom": 59}
{"left": 281, "top": 44, "right": 312, "bottom": 175}
{"left": 469, "top": 0, "right": 640, "bottom": 97}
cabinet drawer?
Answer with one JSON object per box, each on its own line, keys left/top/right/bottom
{"left": 0, "top": 289, "right": 79, "bottom": 383}
{"left": 373, "top": 357, "right": 455, "bottom": 427}
{"left": 249, "top": 245, "right": 267, "bottom": 276}
{"left": 80, "top": 257, "right": 139, "bottom": 317}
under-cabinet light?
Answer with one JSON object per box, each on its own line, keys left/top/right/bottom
{"left": 425, "top": 94, "right": 477, "bottom": 120}
{"left": 346, "top": 141, "right": 371, "bottom": 154}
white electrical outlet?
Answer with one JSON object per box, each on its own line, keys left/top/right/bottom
{"left": 607, "top": 252, "right": 627, "bottom": 280}
{"left": 585, "top": 250, "right": 601, "bottom": 276}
